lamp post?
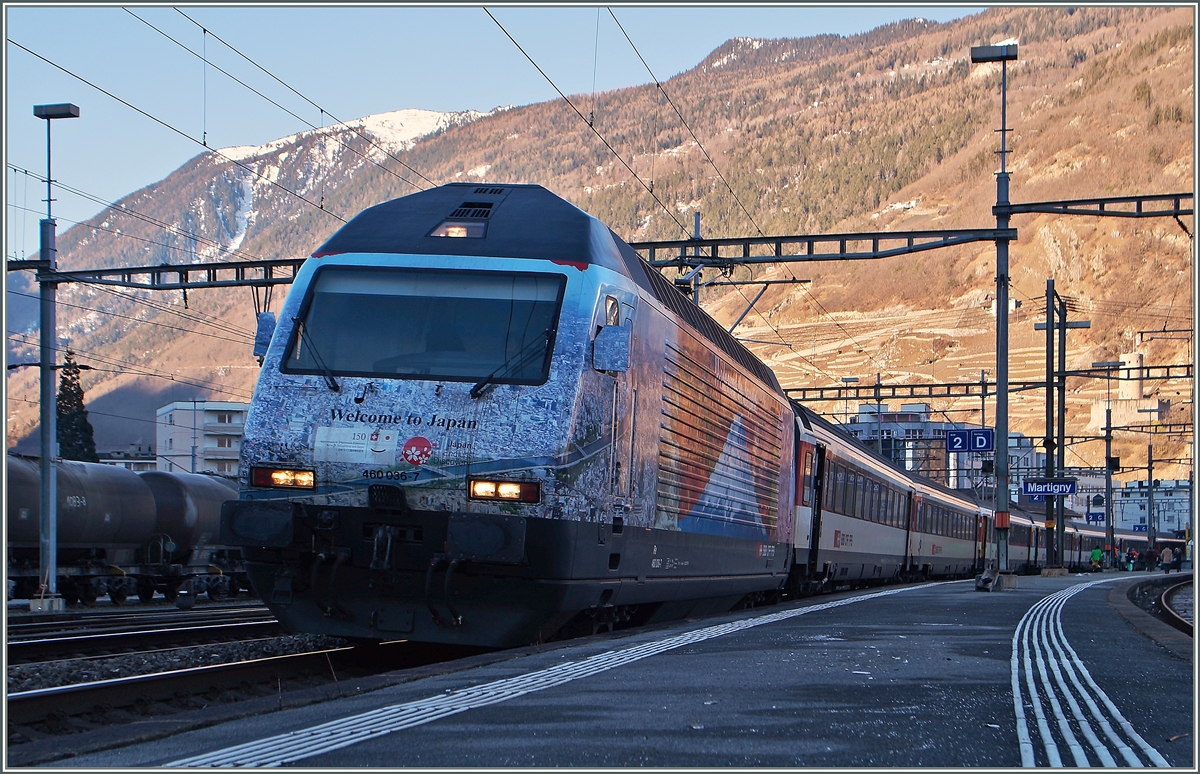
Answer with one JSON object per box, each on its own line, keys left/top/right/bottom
{"left": 971, "top": 43, "right": 1017, "bottom": 571}
{"left": 1093, "top": 360, "right": 1122, "bottom": 567}
{"left": 32, "top": 103, "right": 80, "bottom": 612}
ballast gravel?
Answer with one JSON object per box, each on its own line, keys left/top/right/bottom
{"left": 6, "top": 633, "right": 349, "bottom": 693}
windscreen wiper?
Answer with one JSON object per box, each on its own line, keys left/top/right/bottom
{"left": 470, "top": 328, "right": 550, "bottom": 399}
{"left": 292, "top": 317, "right": 340, "bottom": 392}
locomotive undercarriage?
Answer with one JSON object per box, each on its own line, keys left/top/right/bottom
{"left": 226, "top": 501, "right": 791, "bottom": 649}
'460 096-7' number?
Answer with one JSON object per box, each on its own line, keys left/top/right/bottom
{"left": 363, "top": 469, "right": 420, "bottom": 481}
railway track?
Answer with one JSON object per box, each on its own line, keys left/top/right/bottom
{"left": 7, "top": 604, "right": 282, "bottom": 664}
{"left": 1159, "top": 578, "right": 1193, "bottom": 636}
{"left": 7, "top": 640, "right": 487, "bottom": 738}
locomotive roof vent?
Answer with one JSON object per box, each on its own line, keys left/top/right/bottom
{"left": 474, "top": 186, "right": 506, "bottom": 195}
{"left": 449, "top": 201, "right": 494, "bottom": 219}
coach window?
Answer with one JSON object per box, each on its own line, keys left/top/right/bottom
{"left": 801, "top": 451, "right": 814, "bottom": 506}
{"left": 853, "top": 474, "right": 864, "bottom": 519}
{"left": 834, "top": 465, "right": 846, "bottom": 514}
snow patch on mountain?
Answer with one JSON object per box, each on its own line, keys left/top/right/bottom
{"left": 220, "top": 108, "right": 486, "bottom": 162}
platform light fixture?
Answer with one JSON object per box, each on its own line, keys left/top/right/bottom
{"left": 969, "top": 41, "right": 1018, "bottom": 572}
{"left": 969, "top": 44, "right": 1018, "bottom": 63}
{"left": 31, "top": 102, "right": 80, "bottom": 612}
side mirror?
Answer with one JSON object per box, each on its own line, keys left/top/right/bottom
{"left": 593, "top": 325, "right": 630, "bottom": 372}
{"left": 253, "top": 312, "right": 277, "bottom": 359}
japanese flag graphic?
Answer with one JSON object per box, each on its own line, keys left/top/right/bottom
{"left": 402, "top": 436, "right": 433, "bottom": 465}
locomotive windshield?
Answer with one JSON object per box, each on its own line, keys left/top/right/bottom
{"left": 283, "top": 267, "right": 565, "bottom": 384}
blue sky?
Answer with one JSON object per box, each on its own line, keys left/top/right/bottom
{"left": 5, "top": 5, "right": 978, "bottom": 261}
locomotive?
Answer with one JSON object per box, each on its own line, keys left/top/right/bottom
{"left": 218, "top": 183, "right": 1137, "bottom": 649}
{"left": 6, "top": 454, "right": 245, "bottom": 604}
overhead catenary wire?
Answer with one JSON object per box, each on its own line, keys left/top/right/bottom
{"left": 608, "top": 8, "right": 765, "bottom": 239}
{"left": 172, "top": 8, "right": 436, "bottom": 190}
{"left": 799, "top": 285, "right": 892, "bottom": 377}
{"left": 7, "top": 164, "right": 265, "bottom": 263}
{"left": 8, "top": 395, "right": 178, "bottom": 428}
{"left": 127, "top": 9, "right": 428, "bottom": 194}
{"left": 6, "top": 198, "right": 238, "bottom": 268}
{"left": 484, "top": 8, "right": 691, "bottom": 239}
{"left": 7, "top": 333, "right": 255, "bottom": 401}
{"left": 87, "top": 282, "right": 257, "bottom": 338}
{"left": 6, "top": 289, "right": 255, "bottom": 345}
{"left": 7, "top": 38, "right": 347, "bottom": 225}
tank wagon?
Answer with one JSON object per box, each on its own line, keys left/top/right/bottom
{"left": 219, "top": 183, "right": 1139, "bottom": 648}
{"left": 6, "top": 454, "right": 245, "bottom": 604}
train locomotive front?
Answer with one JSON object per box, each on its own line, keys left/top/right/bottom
{"left": 222, "top": 184, "right": 795, "bottom": 647}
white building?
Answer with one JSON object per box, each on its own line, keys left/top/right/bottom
{"left": 1114, "top": 478, "right": 1192, "bottom": 537}
{"left": 97, "top": 443, "right": 157, "bottom": 472}
{"left": 156, "top": 401, "right": 249, "bottom": 477}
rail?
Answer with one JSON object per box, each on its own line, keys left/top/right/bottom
{"left": 1159, "top": 579, "right": 1193, "bottom": 637}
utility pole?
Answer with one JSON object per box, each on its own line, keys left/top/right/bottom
{"left": 841, "top": 376, "right": 859, "bottom": 425}
{"left": 692, "top": 211, "right": 701, "bottom": 304}
{"left": 875, "top": 373, "right": 883, "bottom": 456}
{"left": 1147, "top": 444, "right": 1155, "bottom": 550}
{"left": 1035, "top": 281, "right": 1089, "bottom": 566}
{"left": 191, "top": 399, "right": 199, "bottom": 474}
{"left": 1137, "top": 407, "right": 1162, "bottom": 551}
{"left": 1043, "top": 280, "right": 1057, "bottom": 565}
{"left": 971, "top": 44, "right": 1018, "bottom": 572}
{"left": 1093, "top": 360, "right": 1121, "bottom": 567}
{"left": 32, "top": 103, "right": 80, "bottom": 613}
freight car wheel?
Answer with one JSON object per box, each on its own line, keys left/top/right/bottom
{"left": 109, "top": 588, "right": 128, "bottom": 605}
{"left": 227, "top": 577, "right": 241, "bottom": 598}
{"left": 137, "top": 578, "right": 156, "bottom": 603}
{"left": 78, "top": 582, "right": 99, "bottom": 607}
{"left": 60, "top": 585, "right": 80, "bottom": 606}
{"left": 163, "top": 582, "right": 180, "bottom": 603}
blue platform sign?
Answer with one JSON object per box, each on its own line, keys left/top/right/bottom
{"left": 970, "top": 428, "right": 995, "bottom": 452}
{"left": 947, "top": 430, "right": 970, "bottom": 452}
{"left": 1029, "top": 494, "right": 1046, "bottom": 503}
{"left": 1023, "top": 478, "right": 1078, "bottom": 496}
{"left": 1132, "top": 524, "right": 1148, "bottom": 533}
{"left": 1086, "top": 513, "right": 1104, "bottom": 524}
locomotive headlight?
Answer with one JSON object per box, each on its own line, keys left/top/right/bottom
{"left": 470, "top": 480, "right": 497, "bottom": 498}
{"left": 496, "top": 482, "right": 523, "bottom": 499}
{"left": 251, "top": 466, "right": 316, "bottom": 489}
{"left": 468, "top": 479, "right": 539, "bottom": 503}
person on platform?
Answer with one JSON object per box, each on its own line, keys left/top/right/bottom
{"left": 1090, "top": 546, "right": 1103, "bottom": 571}
{"left": 1159, "top": 545, "right": 1174, "bottom": 573}
{"left": 1144, "top": 547, "right": 1157, "bottom": 572}
{"left": 1172, "top": 546, "right": 1184, "bottom": 572}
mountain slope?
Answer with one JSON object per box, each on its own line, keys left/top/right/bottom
{"left": 6, "top": 6, "right": 1193, "bottom": 478}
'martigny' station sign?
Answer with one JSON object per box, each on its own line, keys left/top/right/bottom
{"left": 1022, "top": 478, "right": 1078, "bottom": 497}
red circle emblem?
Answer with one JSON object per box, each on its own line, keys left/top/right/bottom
{"left": 402, "top": 436, "right": 432, "bottom": 465}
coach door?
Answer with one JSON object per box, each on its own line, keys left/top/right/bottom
{"left": 807, "top": 445, "right": 827, "bottom": 578}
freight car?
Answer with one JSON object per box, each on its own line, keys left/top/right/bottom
{"left": 6, "top": 454, "right": 247, "bottom": 604}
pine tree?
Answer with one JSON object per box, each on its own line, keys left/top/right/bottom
{"left": 57, "top": 350, "right": 99, "bottom": 462}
